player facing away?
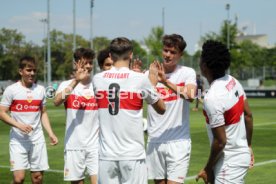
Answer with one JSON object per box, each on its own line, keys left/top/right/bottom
{"left": 54, "top": 48, "right": 99, "bottom": 184}
{"left": 0, "top": 56, "right": 58, "bottom": 184}
{"left": 196, "top": 40, "right": 254, "bottom": 184}
{"left": 93, "top": 37, "right": 166, "bottom": 184}
{"left": 146, "top": 34, "right": 197, "bottom": 184}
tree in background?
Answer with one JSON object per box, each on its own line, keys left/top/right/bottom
{"left": 0, "top": 25, "right": 275, "bottom": 81}
{"left": 0, "top": 28, "right": 43, "bottom": 80}
{"left": 144, "top": 26, "right": 163, "bottom": 62}
{"left": 93, "top": 37, "right": 110, "bottom": 52}
{"left": 50, "top": 29, "right": 90, "bottom": 80}
{"left": 198, "top": 20, "right": 276, "bottom": 80}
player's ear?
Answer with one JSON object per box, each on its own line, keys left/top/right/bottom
{"left": 129, "top": 52, "right": 133, "bottom": 60}
{"left": 18, "top": 68, "right": 23, "bottom": 76}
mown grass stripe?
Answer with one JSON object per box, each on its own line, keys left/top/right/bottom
{"left": 1, "top": 159, "right": 275, "bottom": 177}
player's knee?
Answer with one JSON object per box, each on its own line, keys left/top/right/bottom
{"left": 13, "top": 174, "right": 25, "bottom": 184}
{"left": 31, "top": 172, "right": 43, "bottom": 184}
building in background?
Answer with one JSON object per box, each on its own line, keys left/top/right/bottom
{"left": 236, "top": 34, "right": 273, "bottom": 49}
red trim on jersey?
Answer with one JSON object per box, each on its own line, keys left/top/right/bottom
{"left": 224, "top": 95, "right": 244, "bottom": 125}
{"left": 96, "top": 91, "right": 143, "bottom": 110}
{"left": 65, "top": 94, "right": 98, "bottom": 110}
{"left": 203, "top": 95, "right": 244, "bottom": 125}
{"left": 10, "top": 100, "right": 42, "bottom": 112}
{"left": 157, "top": 82, "right": 185, "bottom": 102}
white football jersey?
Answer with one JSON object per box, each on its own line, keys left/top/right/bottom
{"left": 0, "top": 81, "right": 46, "bottom": 144}
{"left": 147, "top": 65, "right": 196, "bottom": 143}
{"left": 203, "top": 75, "right": 250, "bottom": 166}
{"left": 56, "top": 80, "right": 99, "bottom": 150}
{"left": 93, "top": 67, "right": 159, "bottom": 160}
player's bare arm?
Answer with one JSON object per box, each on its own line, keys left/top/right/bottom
{"left": 156, "top": 61, "right": 196, "bottom": 102}
{"left": 244, "top": 99, "right": 254, "bottom": 168}
{"left": 0, "top": 105, "right": 33, "bottom": 134}
{"left": 196, "top": 125, "right": 226, "bottom": 184}
{"left": 41, "top": 106, "right": 58, "bottom": 146}
{"left": 151, "top": 100, "right": 166, "bottom": 115}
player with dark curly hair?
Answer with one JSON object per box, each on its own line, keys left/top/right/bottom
{"left": 97, "top": 47, "right": 113, "bottom": 71}
{"left": 196, "top": 40, "right": 254, "bottom": 184}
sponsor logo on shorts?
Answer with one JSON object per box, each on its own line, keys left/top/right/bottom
{"left": 10, "top": 160, "right": 14, "bottom": 169}
{"left": 64, "top": 168, "right": 69, "bottom": 177}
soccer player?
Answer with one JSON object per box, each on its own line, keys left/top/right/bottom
{"left": 0, "top": 56, "right": 58, "bottom": 184}
{"left": 54, "top": 48, "right": 99, "bottom": 184}
{"left": 196, "top": 40, "right": 254, "bottom": 184}
{"left": 93, "top": 37, "right": 166, "bottom": 184}
{"left": 193, "top": 74, "right": 204, "bottom": 111}
{"left": 146, "top": 34, "right": 197, "bottom": 184}
{"left": 97, "top": 47, "right": 113, "bottom": 71}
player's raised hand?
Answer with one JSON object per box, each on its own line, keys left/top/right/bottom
{"left": 75, "top": 59, "right": 89, "bottom": 82}
{"left": 149, "top": 60, "right": 159, "bottom": 86}
{"left": 156, "top": 61, "right": 166, "bottom": 83}
{"left": 131, "top": 58, "right": 143, "bottom": 73}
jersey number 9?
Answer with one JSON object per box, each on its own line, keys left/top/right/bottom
{"left": 108, "top": 83, "right": 120, "bottom": 115}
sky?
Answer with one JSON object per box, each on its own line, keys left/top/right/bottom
{"left": 1, "top": 0, "right": 276, "bottom": 54}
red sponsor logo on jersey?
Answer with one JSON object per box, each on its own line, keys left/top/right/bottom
{"left": 10, "top": 100, "right": 42, "bottom": 112}
{"left": 65, "top": 94, "right": 98, "bottom": 110}
{"left": 96, "top": 91, "right": 143, "bottom": 110}
{"left": 157, "top": 82, "right": 185, "bottom": 102}
{"left": 226, "top": 78, "right": 236, "bottom": 91}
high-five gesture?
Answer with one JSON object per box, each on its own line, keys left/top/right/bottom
{"left": 131, "top": 58, "right": 143, "bottom": 73}
{"left": 148, "top": 60, "right": 159, "bottom": 86}
{"left": 75, "top": 58, "right": 90, "bottom": 82}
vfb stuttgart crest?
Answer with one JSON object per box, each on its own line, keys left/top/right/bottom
{"left": 26, "top": 90, "right": 33, "bottom": 103}
{"left": 83, "top": 88, "right": 92, "bottom": 100}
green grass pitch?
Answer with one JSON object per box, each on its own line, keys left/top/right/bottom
{"left": 0, "top": 98, "right": 275, "bottom": 183}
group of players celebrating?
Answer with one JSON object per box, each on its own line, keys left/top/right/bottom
{"left": 0, "top": 34, "right": 254, "bottom": 184}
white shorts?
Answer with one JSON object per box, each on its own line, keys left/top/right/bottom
{"left": 146, "top": 140, "right": 191, "bottom": 183}
{"left": 9, "top": 142, "right": 49, "bottom": 171}
{"left": 214, "top": 154, "right": 250, "bottom": 184}
{"left": 98, "top": 159, "right": 147, "bottom": 184}
{"left": 64, "top": 148, "right": 98, "bottom": 181}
